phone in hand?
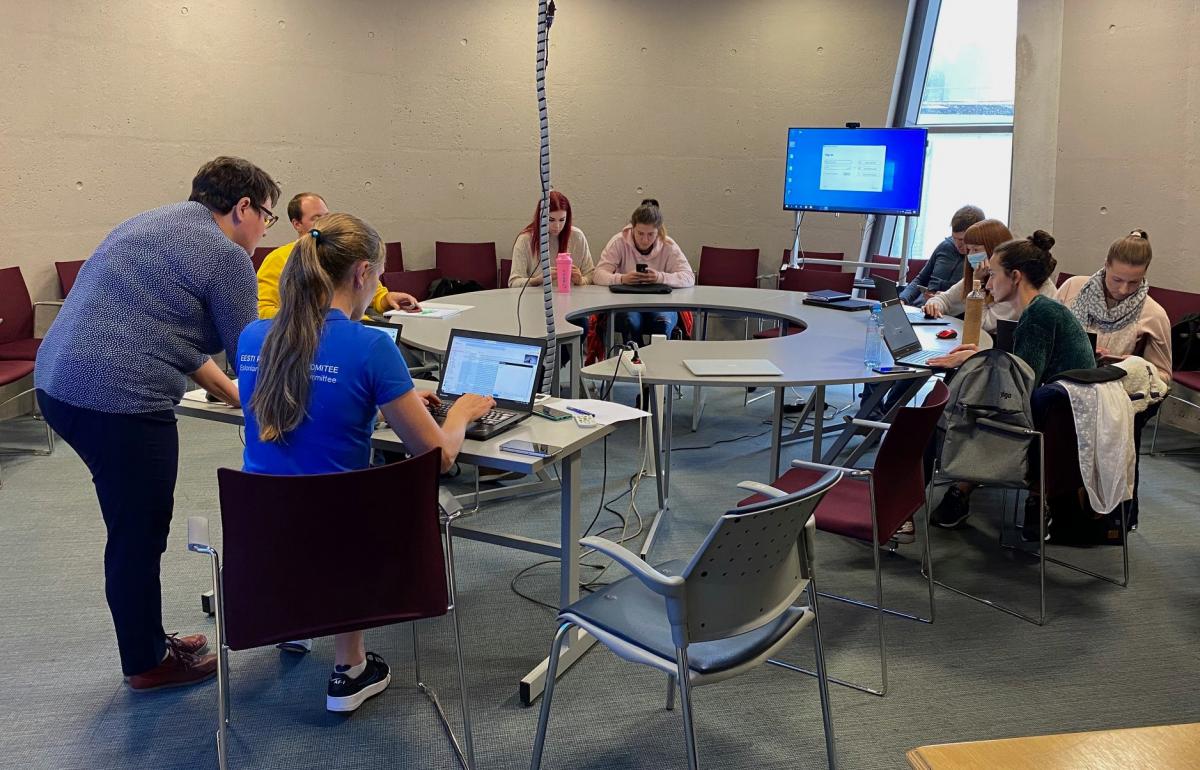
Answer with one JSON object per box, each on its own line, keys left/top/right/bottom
{"left": 500, "top": 440, "right": 561, "bottom": 458}
{"left": 635, "top": 263, "right": 648, "bottom": 273}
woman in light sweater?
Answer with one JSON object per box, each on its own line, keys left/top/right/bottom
{"left": 593, "top": 199, "right": 695, "bottom": 341}
{"left": 508, "top": 190, "right": 594, "bottom": 288}
{"left": 922, "top": 219, "right": 1056, "bottom": 331}
{"left": 1056, "top": 229, "right": 1172, "bottom": 530}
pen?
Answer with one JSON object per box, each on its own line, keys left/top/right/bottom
{"left": 565, "top": 406, "right": 595, "bottom": 417}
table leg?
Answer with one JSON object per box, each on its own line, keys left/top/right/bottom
{"left": 662, "top": 385, "right": 674, "bottom": 509}
{"left": 649, "top": 386, "right": 666, "bottom": 512}
{"left": 519, "top": 449, "right": 596, "bottom": 705}
{"left": 811, "top": 385, "right": 826, "bottom": 462}
{"left": 770, "top": 387, "right": 785, "bottom": 480}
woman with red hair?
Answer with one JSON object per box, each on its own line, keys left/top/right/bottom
{"left": 508, "top": 190, "right": 594, "bottom": 287}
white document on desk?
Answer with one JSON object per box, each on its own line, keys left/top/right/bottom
{"left": 182, "top": 384, "right": 240, "bottom": 407}
{"left": 385, "top": 302, "right": 473, "bottom": 320}
{"left": 555, "top": 399, "right": 649, "bottom": 426}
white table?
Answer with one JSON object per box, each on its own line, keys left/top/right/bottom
{"left": 175, "top": 387, "right": 614, "bottom": 705}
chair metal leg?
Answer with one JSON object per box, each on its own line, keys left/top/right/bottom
{"left": 808, "top": 580, "right": 838, "bottom": 770}
{"left": 665, "top": 673, "right": 676, "bottom": 711}
{"left": 867, "top": 488, "right": 888, "bottom": 697}
{"left": 444, "top": 517, "right": 477, "bottom": 770}
{"left": 675, "top": 647, "right": 700, "bottom": 770}
{"left": 530, "top": 623, "right": 572, "bottom": 770}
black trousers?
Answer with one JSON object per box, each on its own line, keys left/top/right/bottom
{"left": 38, "top": 391, "right": 178, "bottom": 676}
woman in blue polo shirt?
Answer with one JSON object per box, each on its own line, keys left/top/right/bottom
{"left": 238, "top": 213, "right": 493, "bottom": 713}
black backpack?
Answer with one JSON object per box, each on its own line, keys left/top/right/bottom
{"left": 427, "top": 277, "right": 484, "bottom": 298}
{"left": 1170, "top": 312, "right": 1200, "bottom": 371}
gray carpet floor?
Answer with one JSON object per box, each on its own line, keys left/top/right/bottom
{"left": 2, "top": 384, "right": 1199, "bottom": 770}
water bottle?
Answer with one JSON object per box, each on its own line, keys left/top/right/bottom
{"left": 555, "top": 252, "right": 573, "bottom": 293}
{"left": 864, "top": 303, "right": 883, "bottom": 367}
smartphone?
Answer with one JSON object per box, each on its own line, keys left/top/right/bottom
{"left": 532, "top": 403, "right": 572, "bottom": 421}
{"left": 635, "top": 262, "right": 648, "bottom": 273}
{"left": 500, "top": 440, "right": 561, "bottom": 458}
{"left": 872, "top": 366, "right": 917, "bottom": 374}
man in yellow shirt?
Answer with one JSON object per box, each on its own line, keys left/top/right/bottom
{"left": 256, "top": 192, "right": 419, "bottom": 319}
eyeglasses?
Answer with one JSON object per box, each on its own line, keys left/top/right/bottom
{"left": 255, "top": 203, "right": 279, "bottom": 229}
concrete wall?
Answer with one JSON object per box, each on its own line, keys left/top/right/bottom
{"left": 1013, "top": 0, "right": 1199, "bottom": 291}
{"left": 1, "top": 0, "right": 908, "bottom": 301}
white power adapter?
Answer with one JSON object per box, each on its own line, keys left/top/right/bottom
{"left": 620, "top": 349, "right": 647, "bottom": 375}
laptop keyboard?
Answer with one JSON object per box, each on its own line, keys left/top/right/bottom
{"left": 429, "top": 401, "right": 515, "bottom": 426}
{"left": 903, "top": 349, "right": 941, "bottom": 365}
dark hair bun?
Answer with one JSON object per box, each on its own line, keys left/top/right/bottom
{"left": 1028, "top": 230, "right": 1055, "bottom": 252}
{"left": 1129, "top": 228, "right": 1149, "bottom": 240}
{"left": 640, "top": 198, "right": 660, "bottom": 207}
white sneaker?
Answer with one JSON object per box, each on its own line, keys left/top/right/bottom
{"left": 892, "top": 520, "right": 916, "bottom": 545}
{"left": 277, "top": 639, "right": 313, "bottom": 654}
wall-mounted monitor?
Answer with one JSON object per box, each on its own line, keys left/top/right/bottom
{"left": 782, "top": 127, "right": 928, "bottom": 216}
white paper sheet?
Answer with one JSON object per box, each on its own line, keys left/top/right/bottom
{"left": 553, "top": 398, "right": 649, "bottom": 426}
{"left": 385, "top": 302, "right": 473, "bottom": 320}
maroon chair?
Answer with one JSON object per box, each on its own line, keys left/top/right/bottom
{"left": 1147, "top": 284, "right": 1200, "bottom": 325}
{"left": 1054, "top": 271, "right": 1076, "bottom": 289}
{"left": 698, "top": 246, "right": 760, "bottom": 288}
{"left": 781, "top": 249, "right": 844, "bottom": 274}
{"left": 55, "top": 260, "right": 86, "bottom": 297}
{"left": 188, "top": 449, "right": 475, "bottom": 768}
{"left": 754, "top": 270, "right": 855, "bottom": 339}
{"left": 0, "top": 359, "right": 54, "bottom": 486}
{"left": 435, "top": 241, "right": 498, "bottom": 291}
{"left": 863, "top": 255, "right": 928, "bottom": 299}
{"left": 382, "top": 268, "right": 443, "bottom": 302}
{"left": 384, "top": 241, "right": 404, "bottom": 273}
{"left": 0, "top": 266, "right": 51, "bottom": 362}
{"left": 499, "top": 258, "right": 513, "bottom": 289}
{"left": 251, "top": 246, "right": 273, "bottom": 273}
{"left": 738, "top": 380, "right": 950, "bottom": 696}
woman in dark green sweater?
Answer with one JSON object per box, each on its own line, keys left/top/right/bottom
{"left": 928, "top": 230, "right": 1095, "bottom": 382}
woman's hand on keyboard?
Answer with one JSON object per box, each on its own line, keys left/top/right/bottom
{"left": 449, "top": 393, "right": 496, "bottom": 423}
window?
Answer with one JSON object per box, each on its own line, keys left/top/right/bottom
{"left": 883, "top": 0, "right": 1018, "bottom": 261}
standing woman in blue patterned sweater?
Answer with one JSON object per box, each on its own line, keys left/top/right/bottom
{"left": 35, "top": 157, "right": 280, "bottom": 691}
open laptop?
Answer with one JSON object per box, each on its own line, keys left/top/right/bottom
{"left": 430, "top": 329, "right": 546, "bottom": 439}
{"left": 361, "top": 319, "right": 403, "bottom": 348}
{"left": 877, "top": 298, "right": 950, "bottom": 367}
{"left": 684, "top": 359, "right": 783, "bottom": 376}
{"left": 872, "top": 276, "right": 929, "bottom": 321}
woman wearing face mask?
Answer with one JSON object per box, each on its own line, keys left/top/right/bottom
{"left": 509, "top": 190, "right": 594, "bottom": 287}
{"left": 921, "top": 219, "right": 1058, "bottom": 331}
{"left": 593, "top": 199, "right": 695, "bottom": 341}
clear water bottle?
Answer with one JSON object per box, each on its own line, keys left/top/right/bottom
{"left": 864, "top": 303, "right": 883, "bottom": 367}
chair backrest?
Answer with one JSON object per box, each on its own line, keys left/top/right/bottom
{"left": 55, "top": 260, "right": 86, "bottom": 297}
{"left": 698, "top": 246, "right": 760, "bottom": 288}
{"left": 251, "top": 246, "right": 273, "bottom": 272}
{"left": 435, "top": 241, "right": 498, "bottom": 290}
{"left": 0, "top": 266, "right": 34, "bottom": 344}
{"left": 385, "top": 242, "right": 404, "bottom": 273}
{"left": 779, "top": 268, "right": 855, "bottom": 294}
{"left": 869, "top": 380, "right": 950, "bottom": 538}
{"left": 1148, "top": 284, "right": 1200, "bottom": 326}
{"left": 676, "top": 471, "right": 842, "bottom": 645}
{"left": 382, "top": 268, "right": 443, "bottom": 302}
{"left": 1055, "top": 271, "right": 1075, "bottom": 288}
{"left": 216, "top": 450, "right": 448, "bottom": 651}
{"left": 868, "top": 254, "right": 927, "bottom": 283}
{"left": 499, "top": 258, "right": 513, "bottom": 288}
{"left": 782, "top": 249, "right": 843, "bottom": 272}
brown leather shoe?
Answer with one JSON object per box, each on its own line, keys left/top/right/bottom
{"left": 126, "top": 647, "right": 218, "bottom": 692}
{"left": 166, "top": 632, "right": 209, "bottom": 656}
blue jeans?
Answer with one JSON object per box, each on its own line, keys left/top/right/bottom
{"left": 618, "top": 311, "right": 677, "bottom": 344}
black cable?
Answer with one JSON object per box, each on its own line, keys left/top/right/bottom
{"left": 671, "top": 426, "right": 773, "bottom": 452}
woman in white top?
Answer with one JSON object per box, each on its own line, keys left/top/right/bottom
{"left": 922, "top": 219, "right": 1055, "bottom": 331}
{"left": 509, "top": 190, "right": 594, "bottom": 287}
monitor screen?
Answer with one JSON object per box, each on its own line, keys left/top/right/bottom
{"left": 441, "top": 333, "right": 544, "bottom": 405}
{"left": 783, "top": 127, "right": 928, "bottom": 216}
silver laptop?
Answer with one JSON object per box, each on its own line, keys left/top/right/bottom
{"left": 684, "top": 359, "right": 783, "bottom": 377}
{"left": 877, "top": 299, "right": 946, "bottom": 367}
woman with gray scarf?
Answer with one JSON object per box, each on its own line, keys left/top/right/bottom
{"left": 1056, "top": 229, "right": 1173, "bottom": 530}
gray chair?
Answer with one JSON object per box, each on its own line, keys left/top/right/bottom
{"left": 530, "top": 471, "right": 842, "bottom": 770}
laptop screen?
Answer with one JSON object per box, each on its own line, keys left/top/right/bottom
{"left": 440, "top": 331, "right": 544, "bottom": 408}
{"left": 361, "top": 320, "right": 402, "bottom": 348}
{"left": 878, "top": 299, "right": 922, "bottom": 357}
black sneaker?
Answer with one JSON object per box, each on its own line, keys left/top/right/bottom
{"left": 1021, "top": 494, "right": 1050, "bottom": 542}
{"left": 930, "top": 486, "right": 971, "bottom": 528}
{"left": 327, "top": 652, "right": 391, "bottom": 713}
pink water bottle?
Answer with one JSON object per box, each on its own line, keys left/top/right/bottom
{"left": 555, "top": 252, "right": 572, "bottom": 293}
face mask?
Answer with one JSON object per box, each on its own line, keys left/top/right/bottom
{"left": 967, "top": 251, "right": 987, "bottom": 268}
